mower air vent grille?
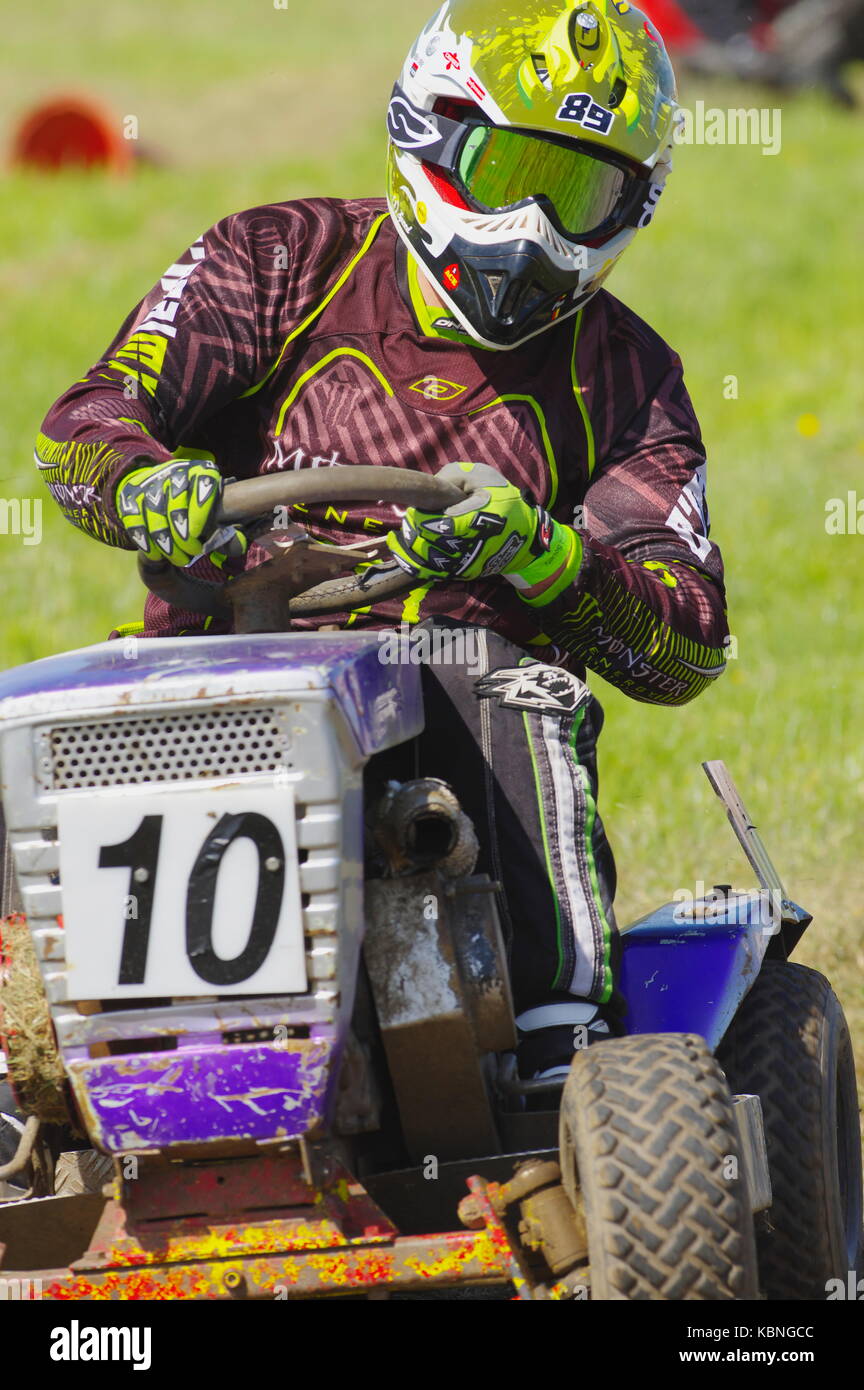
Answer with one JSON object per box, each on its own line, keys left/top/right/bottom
{"left": 47, "top": 707, "right": 289, "bottom": 789}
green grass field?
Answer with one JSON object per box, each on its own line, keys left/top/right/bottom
{"left": 1, "top": 3, "right": 862, "bottom": 1069}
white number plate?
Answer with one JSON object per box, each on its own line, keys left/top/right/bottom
{"left": 58, "top": 783, "right": 307, "bottom": 999}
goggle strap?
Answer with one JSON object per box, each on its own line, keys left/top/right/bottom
{"left": 387, "top": 83, "right": 466, "bottom": 168}
{"left": 622, "top": 178, "right": 663, "bottom": 229}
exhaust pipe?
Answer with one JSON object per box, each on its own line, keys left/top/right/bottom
{"left": 372, "top": 779, "right": 478, "bottom": 879}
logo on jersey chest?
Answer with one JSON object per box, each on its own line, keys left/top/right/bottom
{"left": 263, "top": 439, "right": 347, "bottom": 473}
{"left": 409, "top": 376, "right": 467, "bottom": 402}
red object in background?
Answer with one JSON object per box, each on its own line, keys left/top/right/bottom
{"left": 638, "top": 1, "right": 704, "bottom": 48}
{"left": 11, "top": 95, "right": 131, "bottom": 173}
{"left": 758, "top": 0, "right": 794, "bottom": 19}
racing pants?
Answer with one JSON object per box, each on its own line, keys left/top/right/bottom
{"left": 369, "top": 623, "right": 623, "bottom": 1024}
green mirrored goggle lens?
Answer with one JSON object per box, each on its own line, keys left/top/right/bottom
{"left": 457, "top": 125, "right": 628, "bottom": 237}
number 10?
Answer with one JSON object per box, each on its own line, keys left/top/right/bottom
{"left": 98, "top": 812, "right": 287, "bottom": 987}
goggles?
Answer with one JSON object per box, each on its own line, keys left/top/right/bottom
{"left": 387, "top": 84, "right": 648, "bottom": 241}
{"left": 457, "top": 123, "right": 638, "bottom": 239}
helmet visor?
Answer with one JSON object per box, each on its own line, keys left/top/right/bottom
{"left": 456, "top": 124, "right": 633, "bottom": 239}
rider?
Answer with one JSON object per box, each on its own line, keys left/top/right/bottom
{"left": 35, "top": 1, "right": 729, "bottom": 1080}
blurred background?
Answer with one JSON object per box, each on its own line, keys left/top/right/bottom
{"left": 0, "top": 1, "right": 861, "bottom": 1061}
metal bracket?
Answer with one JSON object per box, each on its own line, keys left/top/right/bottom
{"left": 702, "top": 760, "right": 797, "bottom": 924}
{"left": 732, "top": 1094, "right": 772, "bottom": 1214}
{"left": 363, "top": 870, "right": 515, "bottom": 1161}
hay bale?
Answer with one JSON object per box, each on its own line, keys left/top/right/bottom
{"left": 0, "top": 914, "right": 72, "bottom": 1126}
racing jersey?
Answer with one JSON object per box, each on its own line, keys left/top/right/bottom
{"left": 37, "top": 197, "right": 728, "bottom": 706}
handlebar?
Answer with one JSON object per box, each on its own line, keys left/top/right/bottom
{"left": 215, "top": 466, "right": 463, "bottom": 524}
{"left": 138, "top": 465, "right": 465, "bottom": 625}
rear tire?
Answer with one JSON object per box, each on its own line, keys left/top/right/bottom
{"left": 717, "top": 962, "right": 864, "bottom": 1299}
{"left": 559, "top": 1033, "right": 758, "bottom": 1300}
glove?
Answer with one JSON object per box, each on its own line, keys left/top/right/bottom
{"left": 114, "top": 458, "right": 246, "bottom": 567}
{"left": 386, "top": 461, "right": 583, "bottom": 606}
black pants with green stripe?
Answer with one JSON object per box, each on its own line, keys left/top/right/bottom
{"left": 370, "top": 623, "right": 623, "bottom": 1023}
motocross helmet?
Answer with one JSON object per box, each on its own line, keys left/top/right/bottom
{"left": 386, "top": 1, "right": 679, "bottom": 350}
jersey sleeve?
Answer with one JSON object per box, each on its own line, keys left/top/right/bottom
{"left": 542, "top": 320, "right": 729, "bottom": 706}
{"left": 34, "top": 207, "right": 313, "bottom": 547}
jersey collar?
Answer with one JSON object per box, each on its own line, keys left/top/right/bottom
{"left": 396, "top": 241, "right": 489, "bottom": 350}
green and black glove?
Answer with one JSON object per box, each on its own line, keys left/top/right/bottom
{"left": 386, "top": 461, "right": 582, "bottom": 606}
{"left": 114, "top": 458, "right": 246, "bottom": 567}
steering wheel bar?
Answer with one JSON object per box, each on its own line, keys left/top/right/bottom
{"left": 138, "top": 466, "right": 465, "bottom": 622}
{"left": 215, "top": 466, "right": 463, "bottom": 524}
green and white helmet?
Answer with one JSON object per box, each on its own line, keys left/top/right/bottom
{"left": 386, "top": 1, "right": 678, "bottom": 349}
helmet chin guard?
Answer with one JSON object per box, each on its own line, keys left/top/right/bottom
{"left": 394, "top": 200, "right": 613, "bottom": 350}
{"left": 386, "top": 1, "right": 678, "bottom": 349}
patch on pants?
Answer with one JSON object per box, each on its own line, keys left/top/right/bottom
{"left": 474, "top": 663, "right": 591, "bottom": 715}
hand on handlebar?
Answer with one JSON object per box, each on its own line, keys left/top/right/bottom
{"left": 385, "top": 461, "right": 582, "bottom": 605}
{"left": 114, "top": 458, "right": 248, "bottom": 568}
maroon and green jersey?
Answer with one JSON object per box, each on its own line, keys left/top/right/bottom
{"left": 37, "top": 197, "right": 728, "bottom": 705}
